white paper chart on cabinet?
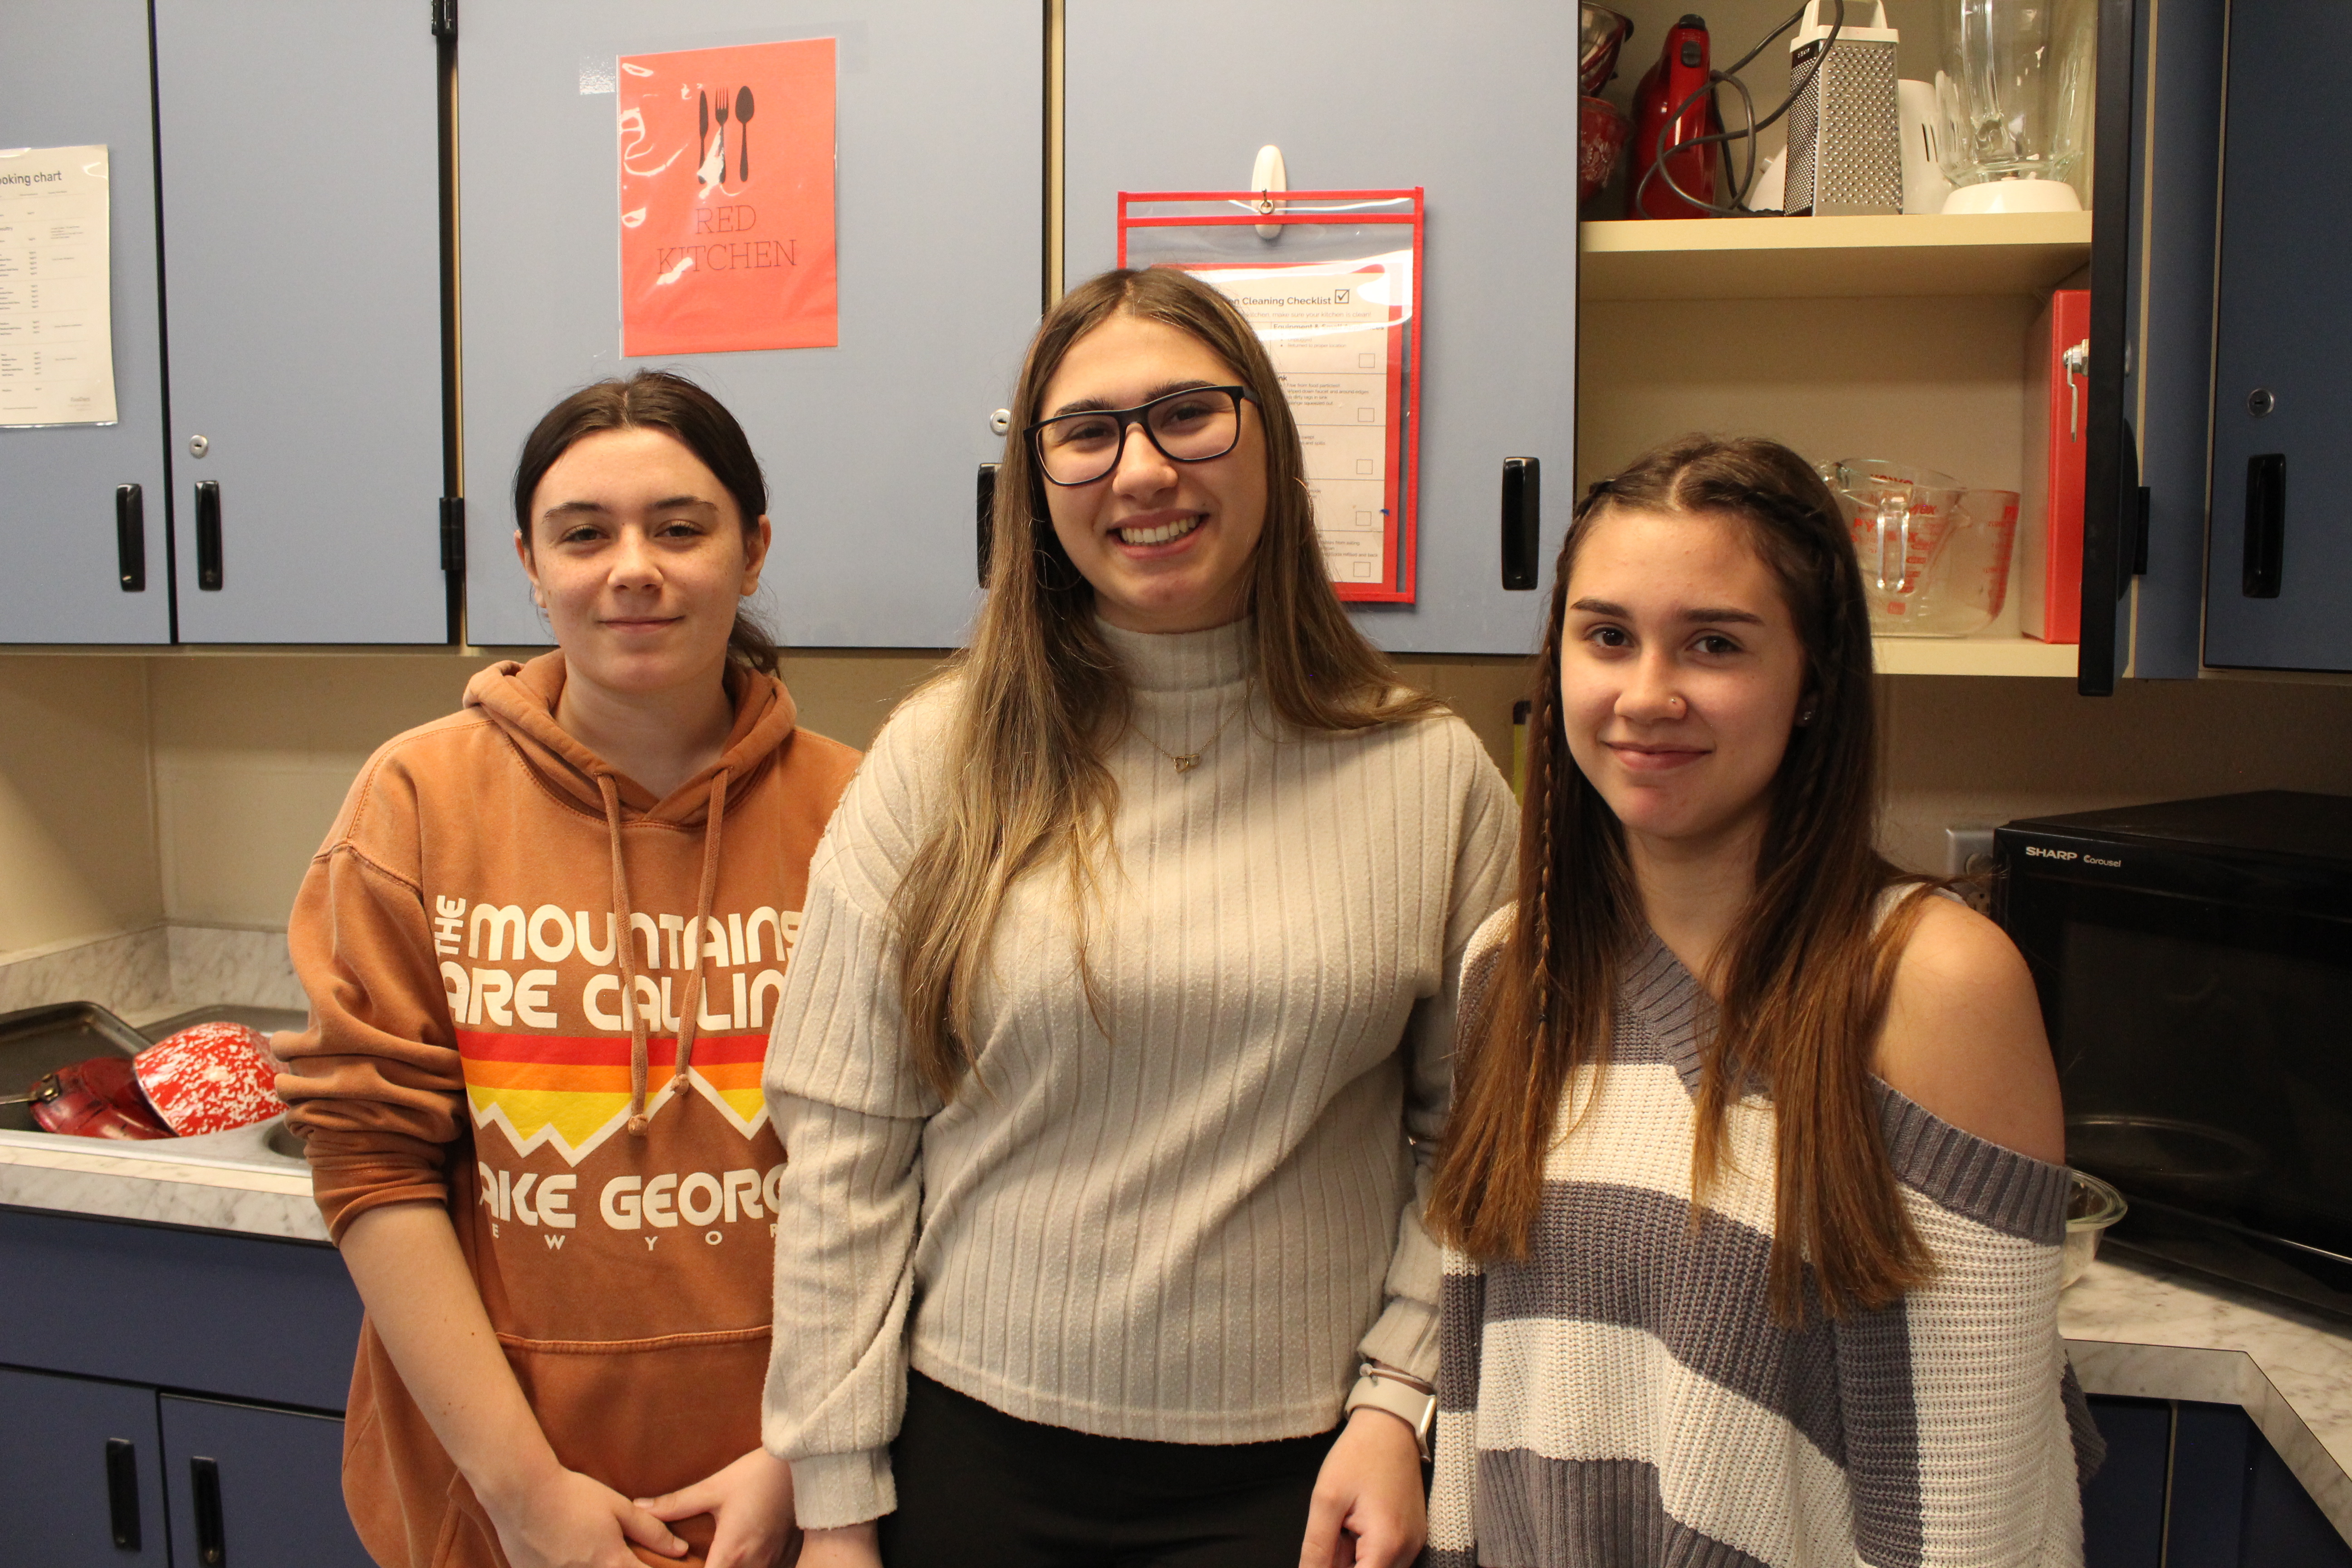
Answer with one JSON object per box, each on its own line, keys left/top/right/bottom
{"left": 0, "top": 144, "right": 117, "bottom": 428}
{"left": 1189, "top": 260, "right": 1406, "bottom": 589}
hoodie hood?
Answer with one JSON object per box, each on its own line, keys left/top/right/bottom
{"left": 463, "top": 651, "right": 799, "bottom": 823}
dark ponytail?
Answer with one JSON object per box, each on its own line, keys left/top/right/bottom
{"left": 513, "top": 369, "right": 782, "bottom": 676}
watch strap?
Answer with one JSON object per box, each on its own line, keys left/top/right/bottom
{"left": 1343, "top": 1370, "right": 1437, "bottom": 1460}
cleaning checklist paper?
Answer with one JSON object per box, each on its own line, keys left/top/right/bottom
{"left": 1194, "top": 261, "right": 1405, "bottom": 588}
{"left": 0, "top": 145, "right": 117, "bottom": 428}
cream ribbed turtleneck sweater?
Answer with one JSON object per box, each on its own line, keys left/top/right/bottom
{"left": 760, "top": 619, "right": 1516, "bottom": 1529}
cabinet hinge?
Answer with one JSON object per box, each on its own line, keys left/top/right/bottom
{"left": 430, "top": 0, "right": 457, "bottom": 42}
{"left": 440, "top": 497, "right": 466, "bottom": 572}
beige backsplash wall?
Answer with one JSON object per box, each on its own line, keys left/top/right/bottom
{"left": 5, "top": 651, "right": 2352, "bottom": 955}
{"left": 0, "top": 657, "right": 162, "bottom": 956}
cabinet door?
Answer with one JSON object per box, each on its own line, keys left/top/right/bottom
{"left": 160, "top": 1394, "right": 370, "bottom": 1568}
{"left": 2201, "top": 0, "right": 2352, "bottom": 673}
{"left": 152, "top": 0, "right": 450, "bottom": 644}
{"left": 1065, "top": 0, "right": 1579, "bottom": 656}
{"left": 0, "top": 0, "right": 172, "bottom": 644}
{"left": 0, "top": 1367, "right": 169, "bottom": 1565}
{"left": 458, "top": 2, "right": 1041, "bottom": 649}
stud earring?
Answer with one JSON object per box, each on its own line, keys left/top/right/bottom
{"left": 1796, "top": 701, "right": 1818, "bottom": 726}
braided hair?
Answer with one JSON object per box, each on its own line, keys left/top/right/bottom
{"left": 1429, "top": 435, "right": 1933, "bottom": 1322}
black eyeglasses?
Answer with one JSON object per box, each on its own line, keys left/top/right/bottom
{"left": 1027, "top": 385, "right": 1255, "bottom": 487}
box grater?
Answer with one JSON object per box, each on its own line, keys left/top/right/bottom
{"left": 1782, "top": 0, "right": 1903, "bottom": 215}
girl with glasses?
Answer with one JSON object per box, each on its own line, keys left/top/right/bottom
{"left": 1422, "top": 435, "right": 2094, "bottom": 1567}
{"left": 761, "top": 268, "right": 1516, "bottom": 1568}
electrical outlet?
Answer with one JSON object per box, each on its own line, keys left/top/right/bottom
{"left": 1943, "top": 826, "right": 1997, "bottom": 877}
{"left": 1943, "top": 826, "right": 1997, "bottom": 914}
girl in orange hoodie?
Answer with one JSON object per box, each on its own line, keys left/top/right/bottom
{"left": 278, "top": 371, "right": 861, "bottom": 1568}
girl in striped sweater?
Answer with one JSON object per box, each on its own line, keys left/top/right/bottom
{"left": 1424, "top": 435, "right": 2099, "bottom": 1568}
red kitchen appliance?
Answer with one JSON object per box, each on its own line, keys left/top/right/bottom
{"left": 2021, "top": 288, "right": 2090, "bottom": 642}
{"left": 1630, "top": 14, "right": 1724, "bottom": 217}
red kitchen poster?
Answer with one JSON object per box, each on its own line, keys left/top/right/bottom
{"left": 617, "top": 38, "right": 836, "bottom": 356}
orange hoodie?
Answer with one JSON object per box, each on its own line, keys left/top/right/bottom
{"left": 277, "top": 653, "right": 860, "bottom": 1568}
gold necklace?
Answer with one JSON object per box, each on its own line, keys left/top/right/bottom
{"left": 1136, "top": 701, "right": 1245, "bottom": 774}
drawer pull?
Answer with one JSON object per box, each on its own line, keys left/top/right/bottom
{"left": 2242, "top": 452, "right": 2284, "bottom": 598}
{"left": 1501, "top": 456, "right": 1541, "bottom": 590}
{"left": 191, "top": 1455, "right": 226, "bottom": 1564}
{"left": 105, "top": 1437, "right": 141, "bottom": 1549}
{"left": 976, "top": 462, "right": 999, "bottom": 586}
{"left": 115, "top": 485, "right": 147, "bottom": 592}
{"left": 194, "top": 481, "right": 224, "bottom": 592}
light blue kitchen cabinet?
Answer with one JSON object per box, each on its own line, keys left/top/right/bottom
{"left": 0, "top": 0, "right": 173, "bottom": 645}
{"left": 1063, "top": 0, "right": 1581, "bottom": 656}
{"left": 0, "top": 1366, "right": 171, "bottom": 1565}
{"left": 152, "top": 0, "right": 451, "bottom": 644}
{"left": 457, "top": 1, "right": 1042, "bottom": 649}
{"left": 160, "top": 1393, "right": 371, "bottom": 1568}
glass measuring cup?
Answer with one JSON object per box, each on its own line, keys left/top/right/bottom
{"left": 1823, "top": 458, "right": 2019, "bottom": 636}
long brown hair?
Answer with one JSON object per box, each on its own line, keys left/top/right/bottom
{"left": 1427, "top": 434, "right": 1934, "bottom": 1320}
{"left": 892, "top": 267, "right": 1440, "bottom": 1102}
{"left": 513, "top": 369, "right": 782, "bottom": 675}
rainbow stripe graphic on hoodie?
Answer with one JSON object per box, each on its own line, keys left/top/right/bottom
{"left": 455, "top": 1029, "right": 769, "bottom": 1164}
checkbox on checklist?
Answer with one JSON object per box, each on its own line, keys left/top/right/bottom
{"left": 1356, "top": 407, "right": 1374, "bottom": 423}
{"left": 1358, "top": 353, "right": 1377, "bottom": 369}
{"left": 1355, "top": 459, "right": 1373, "bottom": 475}
{"left": 1355, "top": 510, "right": 1377, "bottom": 530}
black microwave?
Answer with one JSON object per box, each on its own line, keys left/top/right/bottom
{"left": 1996, "top": 791, "right": 2352, "bottom": 1319}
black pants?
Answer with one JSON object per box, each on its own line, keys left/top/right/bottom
{"left": 877, "top": 1372, "right": 1338, "bottom": 1568}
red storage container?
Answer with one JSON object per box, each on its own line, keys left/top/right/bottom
{"left": 2021, "top": 288, "right": 2090, "bottom": 642}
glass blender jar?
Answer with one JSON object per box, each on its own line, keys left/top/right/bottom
{"left": 1935, "top": 0, "right": 2085, "bottom": 213}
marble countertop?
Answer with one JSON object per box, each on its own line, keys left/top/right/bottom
{"left": 2064, "top": 1250, "right": 2352, "bottom": 1538}
{"left": 0, "top": 1115, "right": 327, "bottom": 1243}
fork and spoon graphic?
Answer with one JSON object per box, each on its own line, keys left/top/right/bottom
{"left": 697, "top": 86, "right": 757, "bottom": 186}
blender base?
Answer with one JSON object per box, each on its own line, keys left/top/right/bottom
{"left": 1942, "top": 177, "right": 2082, "bottom": 215}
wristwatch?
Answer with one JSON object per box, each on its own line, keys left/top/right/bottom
{"left": 1343, "top": 1360, "right": 1437, "bottom": 1460}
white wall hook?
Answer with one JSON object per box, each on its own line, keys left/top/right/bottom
{"left": 1251, "top": 144, "right": 1287, "bottom": 239}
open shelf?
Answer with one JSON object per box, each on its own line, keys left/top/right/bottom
{"left": 1873, "top": 635, "right": 2078, "bottom": 678}
{"left": 1580, "top": 212, "right": 2094, "bottom": 302}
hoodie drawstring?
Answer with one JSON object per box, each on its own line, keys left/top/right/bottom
{"left": 671, "top": 768, "right": 729, "bottom": 1095}
{"left": 601, "top": 774, "right": 655, "bottom": 1137}
{"left": 605, "top": 767, "right": 733, "bottom": 1137}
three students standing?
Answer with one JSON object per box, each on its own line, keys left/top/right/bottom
{"left": 284, "top": 269, "right": 2086, "bottom": 1568}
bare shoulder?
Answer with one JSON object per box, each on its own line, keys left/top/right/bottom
{"left": 1873, "top": 892, "right": 2066, "bottom": 1165}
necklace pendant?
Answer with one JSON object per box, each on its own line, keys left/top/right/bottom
{"left": 1172, "top": 752, "right": 1201, "bottom": 774}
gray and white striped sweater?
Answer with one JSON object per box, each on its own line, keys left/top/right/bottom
{"left": 1426, "top": 906, "right": 2099, "bottom": 1568}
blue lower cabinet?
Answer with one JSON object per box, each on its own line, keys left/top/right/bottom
{"left": 2085, "top": 1396, "right": 2172, "bottom": 1568}
{"left": 0, "top": 1366, "right": 170, "bottom": 1566}
{"left": 2084, "top": 1395, "right": 2352, "bottom": 1568}
{"left": 159, "top": 1394, "right": 370, "bottom": 1568}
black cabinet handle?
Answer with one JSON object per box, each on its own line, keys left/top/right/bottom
{"left": 115, "top": 485, "right": 146, "bottom": 592}
{"left": 194, "top": 481, "right": 224, "bottom": 591}
{"left": 105, "top": 1438, "right": 141, "bottom": 1549}
{"left": 190, "top": 1455, "right": 226, "bottom": 1563}
{"left": 976, "top": 463, "right": 999, "bottom": 586}
{"left": 2242, "top": 453, "right": 2285, "bottom": 598}
{"left": 1500, "top": 457, "right": 1541, "bottom": 590}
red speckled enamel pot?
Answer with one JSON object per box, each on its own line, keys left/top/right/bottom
{"left": 132, "top": 1021, "right": 285, "bottom": 1137}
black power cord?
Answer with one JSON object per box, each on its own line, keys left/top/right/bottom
{"left": 1633, "top": 0, "right": 1847, "bottom": 218}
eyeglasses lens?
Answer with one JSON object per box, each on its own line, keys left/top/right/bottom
{"left": 1037, "top": 389, "right": 1241, "bottom": 485}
